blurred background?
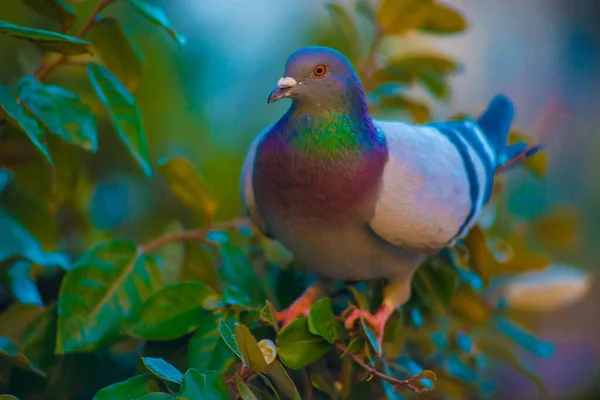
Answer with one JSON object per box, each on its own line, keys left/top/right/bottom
{"left": 1, "top": 0, "right": 599, "bottom": 399}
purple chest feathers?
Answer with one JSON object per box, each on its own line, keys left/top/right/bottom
{"left": 253, "top": 135, "right": 388, "bottom": 220}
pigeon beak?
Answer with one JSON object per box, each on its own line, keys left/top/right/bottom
{"left": 267, "top": 77, "right": 297, "bottom": 104}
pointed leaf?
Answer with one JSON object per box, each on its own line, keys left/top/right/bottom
{"left": 188, "top": 312, "right": 237, "bottom": 373}
{"left": 360, "top": 317, "right": 381, "bottom": 355}
{"left": 57, "top": 239, "right": 163, "bottom": 353}
{"left": 276, "top": 317, "right": 331, "bottom": 369}
{"left": 217, "top": 318, "right": 244, "bottom": 363}
{"left": 327, "top": 3, "right": 361, "bottom": 63}
{"left": 21, "top": 0, "right": 77, "bottom": 31}
{"left": 179, "top": 241, "right": 220, "bottom": 288}
{"left": 257, "top": 373, "right": 281, "bottom": 400}
{"left": 0, "top": 303, "right": 44, "bottom": 343}
{"left": 260, "top": 300, "right": 279, "bottom": 332}
{"left": 237, "top": 375, "right": 258, "bottom": 400}
{"left": 377, "top": 0, "right": 433, "bottom": 35}
{"left": 419, "top": 3, "right": 467, "bottom": 34}
{"left": 234, "top": 323, "right": 268, "bottom": 372}
{"left": 308, "top": 297, "right": 346, "bottom": 343}
{"left": 142, "top": 357, "right": 184, "bottom": 385}
{"left": 86, "top": 63, "right": 151, "bottom": 176}
{"left": 6, "top": 259, "right": 44, "bottom": 306}
{"left": 0, "top": 85, "right": 52, "bottom": 163}
{"left": 157, "top": 157, "right": 217, "bottom": 220}
{"left": 129, "top": 0, "right": 184, "bottom": 45}
{"left": 265, "top": 360, "right": 301, "bottom": 400}
{"left": 93, "top": 374, "right": 166, "bottom": 400}
{"left": 17, "top": 75, "right": 97, "bottom": 151}
{"left": 0, "top": 336, "right": 46, "bottom": 377}
{"left": 88, "top": 17, "right": 143, "bottom": 89}
{"left": 0, "top": 20, "right": 92, "bottom": 54}
{"left": 176, "top": 369, "right": 230, "bottom": 400}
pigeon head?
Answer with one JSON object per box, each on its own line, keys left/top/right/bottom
{"left": 268, "top": 46, "right": 367, "bottom": 113}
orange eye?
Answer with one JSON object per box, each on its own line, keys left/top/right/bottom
{"left": 313, "top": 64, "right": 327, "bottom": 77}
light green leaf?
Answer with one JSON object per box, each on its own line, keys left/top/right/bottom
{"left": 142, "top": 357, "right": 184, "bottom": 385}
{"left": 0, "top": 85, "right": 52, "bottom": 163}
{"left": 217, "top": 318, "right": 244, "bottom": 363}
{"left": 0, "top": 336, "right": 46, "bottom": 377}
{"left": 17, "top": 75, "right": 97, "bottom": 151}
{"left": 0, "top": 20, "right": 92, "bottom": 55}
{"left": 327, "top": 3, "right": 361, "bottom": 64}
{"left": 237, "top": 375, "right": 258, "bottom": 400}
{"left": 265, "top": 360, "right": 301, "bottom": 400}
{"left": 234, "top": 323, "right": 268, "bottom": 372}
{"left": 86, "top": 63, "right": 151, "bottom": 176}
{"left": 419, "top": 3, "right": 467, "bottom": 34}
{"left": 6, "top": 259, "right": 44, "bottom": 306}
{"left": 135, "top": 394, "right": 174, "bottom": 400}
{"left": 377, "top": 0, "right": 433, "bottom": 35}
{"left": 276, "top": 317, "right": 331, "bottom": 369}
{"left": 127, "top": 282, "right": 220, "bottom": 340}
{"left": 260, "top": 300, "right": 279, "bottom": 333}
{"left": 308, "top": 297, "right": 346, "bottom": 344}
{"left": 21, "top": 0, "right": 77, "bottom": 31}
{"left": 188, "top": 312, "right": 237, "bottom": 374}
{"left": 157, "top": 157, "right": 217, "bottom": 220}
{"left": 129, "top": 0, "right": 184, "bottom": 46}
{"left": 88, "top": 17, "right": 143, "bottom": 89}
{"left": 93, "top": 374, "right": 166, "bottom": 400}
{"left": 56, "top": 239, "right": 163, "bottom": 353}
{"left": 356, "top": 0, "right": 375, "bottom": 22}
{"left": 176, "top": 369, "right": 230, "bottom": 400}
{"left": 0, "top": 303, "right": 44, "bottom": 343}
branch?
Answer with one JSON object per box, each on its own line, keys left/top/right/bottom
{"left": 495, "top": 143, "right": 540, "bottom": 174}
{"left": 335, "top": 343, "right": 428, "bottom": 394}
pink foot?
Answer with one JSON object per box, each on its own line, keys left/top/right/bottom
{"left": 276, "top": 286, "right": 319, "bottom": 327}
{"left": 343, "top": 304, "right": 395, "bottom": 352}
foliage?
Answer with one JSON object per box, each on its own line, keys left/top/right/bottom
{"left": 0, "top": 0, "right": 587, "bottom": 399}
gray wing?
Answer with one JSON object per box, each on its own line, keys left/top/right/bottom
{"left": 368, "top": 119, "right": 496, "bottom": 251}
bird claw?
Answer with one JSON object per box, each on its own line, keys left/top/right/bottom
{"left": 342, "top": 304, "right": 395, "bottom": 353}
{"left": 276, "top": 287, "right": 319, "bottom": 327}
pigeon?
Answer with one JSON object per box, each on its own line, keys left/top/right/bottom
{"left": 240, "top": 46, "right": 537, "bottom": 348}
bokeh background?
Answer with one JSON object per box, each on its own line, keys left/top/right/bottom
{"left": 1, "top": 1, "right": 599, "bottom": 399}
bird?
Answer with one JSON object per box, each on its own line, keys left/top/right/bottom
{"left": 239, "top": 46, "right": 538, "bottom": 350}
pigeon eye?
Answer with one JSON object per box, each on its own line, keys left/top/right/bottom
{"left": 313, "top": 64, "right": 327, "bottom": 77}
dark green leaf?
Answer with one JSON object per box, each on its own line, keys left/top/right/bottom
{"left": 129, "top": 0, "right": 184, "bottom": 45}
{"left": 6, "top": 259, "right": 44, "bottom": 306}
{"left": 237, "top": 375, "right": 258, "bottom": 400}
{"left": 142, "top": 357, "right": 184, "bottom": 385}
{"left": 93, "top": 374, "right": 166, "bottom": 400}
{"left": 265, "top": 360, "right": 301, "bottom": 400}
{"left": 135, "top": 394, "right": 174, "bottom": 400}
{"left": 157, "top": 157, "right": 217, "bottom": 220}
{"left": 378, "top": 94, "right": 431, "bottom": 123}
{"left": 276, "top": 317, "right": 330, "bottom": 369}
{"left": 309, "top": 361, "right": 337, "bottom": 399}
{"left": 179, "top": 241, "right": 220, "bottom": 289}
{"left": 127, "top": 282, "right": 220, "bottom": 340}
{"left": 88, "top": 17, "right": 143, "bottom": 89}
{"left": 0, "top": 396, "right": 20, "bottom": 400}
{"left": 419, "top": 3, "right": 467, "bottom": 34}
{"left": 0, "top": 336, "right": 46, "bottom": 377}
{"left": 176, "top": 369, "right": 230, "bottom": 400}
{"left": 412, "top": 259, "right": 459, "bottom": 314}
{"left": 342, "top": 337, "right": 365, "bottom": 357}
{"left": 17, "top": 75, "right": 97, "bottom": 151}
{"left": 327, "top": 3, "right": 361, "bottom": 63}
{"left": 217, "top": 318, "right": 244, "bottom": 363}
{"left": 308, "top": 297, "right": 346, "bottom": 343}
{"left": 221, "top": 286, "right": 253, "bottom": 310}
{"left": 0, "top": 20, "right": 92, "bottom": 54}
{"left": 234, "top": 323, "right": 268, "bottom": 372}
{"left": 21, "top": 0, "right": 77, "bottom": 31}
{"left": 260, "top": 300, "right": 279, "bottom": 333}
{"left": 377, "top": 0, "right": 433, "bottom": 35}
{"left": 56, "top": 239, "right": 163, "bottom": 353}
{"left": 0, "top": 303, "right": 44, "bottom": 343}
{"left": 0, "top": 85, "right": 52, "bottom": 163}
{"left": 188, "top": 312, "right": 237, "bottom": 373}
{"left": 86, "top": 63, "right": 151, "bottom": 176}
{"left": 257, "top": 373, "right": 281, "bottom": 400}
{"left": 17, "top": 304, "right": 57, "bottom": 371}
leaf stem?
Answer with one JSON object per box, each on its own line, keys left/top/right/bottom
{"left": 335, "top": 343, "right": 428, "bottom": 394}
{"left": 360, "top": 27, "right": 383, "bottom": 92}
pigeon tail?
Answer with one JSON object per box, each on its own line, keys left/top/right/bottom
{"left": 476, "top": 95, "right": 515, "bottom": 163}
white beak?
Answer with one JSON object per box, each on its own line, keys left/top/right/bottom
{"left": 277, "top": 77, "right": 297, "bottom": 89}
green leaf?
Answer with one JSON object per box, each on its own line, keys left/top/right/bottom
{"left": 217, "top": 318, "right": 244, "bottom": 363}
{"left": 21, "top": 0, "right": 77, "bottom": 31}
{"left": 419, "top": 3, "right": 467, "bottom": 34}
{"left": 93, "top": 374, "right": 166, "bottom": 400}
{"left": 276, "top": 317, "right": 331, "bottom": 369}
{"left": 0, "top": 396, "right": 20, "bottom": 400}
{"left": 217, "top": 236, "right": 266, "bottom": 303}
{"left": 308, "top": 297, "right": 346, "bottom": 344}
{"left": 129, "top": 0, "right": 184, "bottom": 46}
{"left": 342, "top": 337, "right": 365, "bottom": 357}
{"left": 179, "top": 241, "right": 220, "bottom": 289}
{"left": 88, "top": 17, "right": 143, "bottom": 89}
{"left": 0, "top": 303, "right": 44, "bottom": 343}
{"left": 17, "top": 75, "right": 97, "bottom": 151}
{"left": 412, "top": 259, "right": 459, "bottom": 315}
{"left": 356, "top": 0, "right": 375, "bottom": 22}
{"left": 6, "top": 259, "right": 44, "bottom": 306}
{"left": 135, "top": 394, "right": 174, "bottom": 400}
{"left": 377, "top": 0, "right": 433, "bottom": 35}
{"left": 234, "top": 323, "right": 268, "bottom": 372}
{"left": 127, "top": 282, "right": 220, "bottom": 340}
{"left": 56, "top": 239, "right": 163, "bottom": 353}
{"left": 327, "top": 3, "right": 361, "bottom": 64}
{"left": 0, "top": 85, "right": 52, "bottom": 163}
{"left": 260, "top": 300, "right": 279, "bottom": 333}
{"left": 176, "top": 369, "right": 230, "bottom": 400}
{"left": 0, "top": 20, "right": 92, "bottom": 55}
{"left": 188, "top": 312, "right": 237, "bottom": 373}
{"left": 237, "top": 375, "right": 258, "bottom": 400}
{"left": 257, "top": 373, "right": 281, "bottom": 400}
{"left": 142, "top": 357, "right": 184, "bottom": 385}
{"left": 17, "top": 304, "right": 57, "bottom": 371}
{"left": 157, "top": 157, "right": 217, "bottom": 220}
{"left": 378, "top": 94, "right": 431, "bottom": 123}
{"left": 309, "top": 362, "right": 337, "bottom": 399}
{"left": 86, "top": 63, "right": 151, "bottom": 176}
{"left": 265, "top": 360, "right": 301, "bottom": 400}
{"left": 360, "top": 317, "right": 381, "bottom": 355}
{"left": 0, "top": 336, "right": 46, "bottom": 377}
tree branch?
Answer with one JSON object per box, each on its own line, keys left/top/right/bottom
{"left": 495, "top": 143, "right": 541, "bottom": 174}
{"left": 335, "top": 343, "right": 428, "bottom": 394}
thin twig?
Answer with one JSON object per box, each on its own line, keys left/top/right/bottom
{"left": 495, "top": 143, "right": 540, "bottom": 174}
{"left": 335, "top": 343, "right": 428, "bottom": 394}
